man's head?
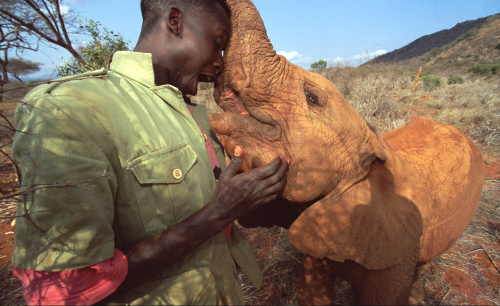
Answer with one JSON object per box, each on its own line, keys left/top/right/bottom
{"left": 135, "top": 0, "right": 231, "bottom": 95}
{"left": 140, "top": 0, "right": 230, "bottom": 38}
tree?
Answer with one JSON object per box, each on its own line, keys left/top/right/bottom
{"left": 310, "top": 60, "right": 327, "bottom": 71}
{"left": 8, "top": 58, "right": 42, "bottom": 82}
{"left": 58, "top": 19, "right": 130, "bottom": 77}
{"left": 0, "top": 2, "right": 38, "bottom": 102}
{"left": 0, "top": 0, "right": 85, "bottom": 65}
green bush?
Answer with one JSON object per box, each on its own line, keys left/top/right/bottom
{"left": 496, "top": 43, "right": 500, "bottom": 50}
{"left": 491, "top": 64, "right": 500, "bottom": 74}
{"left": 448, "top": 76, "right": 464, "bottom": 85}
{"left": 468, "top": 64, "right": 494, "bottom": 76}
{"left": 420, "top": 73, "right": 443, "bottom": 91}
{"left": 430, "top": 47, "right": 442, "bottom": 57}
{"left": 458, "top": 30, "right": 476, "bottom": 41}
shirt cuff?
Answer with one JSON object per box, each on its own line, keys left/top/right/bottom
{"left": 13, "top": 248, "right": 128, "bottom": 305}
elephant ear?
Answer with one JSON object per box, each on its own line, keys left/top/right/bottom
{"left": 288, "top": 146, "right": 428, "bottom": 270}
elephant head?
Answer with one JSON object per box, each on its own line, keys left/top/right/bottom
{"left": 210, "top": 0, "right": 388, "bottom": 204}
{"left": 209, "top": 0, "right": 429, "bottom": 270}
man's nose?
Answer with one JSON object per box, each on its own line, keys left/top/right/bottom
{"left": 215, "top": 52, "right": 224, "bottom": 74}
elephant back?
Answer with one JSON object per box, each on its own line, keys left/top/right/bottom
{"left": 382, "top": 117, "right": 484, "bottom": 264}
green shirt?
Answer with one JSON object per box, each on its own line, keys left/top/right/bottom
{"left": 12, "top": 51, "right": 261, "bottom": 305}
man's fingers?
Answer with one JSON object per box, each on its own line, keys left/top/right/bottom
{"left": 220, "top": 146, "right": 244, "bottom": 179}
{"left": 262, "top": 159, "right": 289, "bottom": 186}
{"left": 261, "top": 193, "right": 280, "bottom": 206}
{"left": 248, "top": 156, "right": 282, "bottom": 180}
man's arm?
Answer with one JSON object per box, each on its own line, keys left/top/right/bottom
{"left": 98, "top": 146, "right": 289, "bottom": 304}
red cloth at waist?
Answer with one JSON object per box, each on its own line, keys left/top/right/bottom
{"left": 13, "top": 248, "right": 128, "bottom": 305}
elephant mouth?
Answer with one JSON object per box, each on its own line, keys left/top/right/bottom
{"left": 210, "top": 89, "right": 282, "bottom": 144}
{"left": 218, "top": 90, "right": 249, "bottom": 115}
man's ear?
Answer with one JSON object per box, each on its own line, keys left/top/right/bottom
{"left": 166, "top": 6, "right": 183, "bottom": 36}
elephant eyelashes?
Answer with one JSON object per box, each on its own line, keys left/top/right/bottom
{"left": 305, "top": 90, "right": 320, "bottom": 107}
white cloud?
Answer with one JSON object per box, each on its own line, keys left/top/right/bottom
{"left": 350, "top": 49, "right": 387, "bottom": 62}
{"left": 327, "top": 49, "right": 387, "bottom": 66}
{"left": 276, "top": 49, "right": 387, "bottom": 69}
{"left": 277, "top": 50, "right": 314, "bottom": 66}
{"left": 60, "top": 4, "right": 70, "bottom": 15}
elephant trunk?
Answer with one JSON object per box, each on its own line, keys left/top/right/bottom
{"left": 215, "top": 0, "right": 289, "bottom": 106}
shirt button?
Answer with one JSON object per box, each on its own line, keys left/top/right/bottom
{"left": 173, "top": 169, "right": 183, "bottom": 180}
{"left": 203, "top": 134, "right": 208, "bottom": 142}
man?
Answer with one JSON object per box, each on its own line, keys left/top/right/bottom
{"left": 11, "top": 0, "right": 288, "bottom": 304}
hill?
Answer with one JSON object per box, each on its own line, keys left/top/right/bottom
{"left": 369, "top": 13, "right": 500, "bottom": 68}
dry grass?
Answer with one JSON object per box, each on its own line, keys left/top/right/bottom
{"left": 238, "top": 226, "right": 303, "bottom": 305}
{"left": 430, "top": 79, "right": 500, "bottom": 146}
{"left": 321, "top": 63, "right": 416, "bottom": 134}
{"left": 0, "top": 263, "right": 24, "bottom": 306}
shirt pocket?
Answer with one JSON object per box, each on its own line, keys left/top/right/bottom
{"left": 129, "top": 144, "right": 197, "bottom": 236}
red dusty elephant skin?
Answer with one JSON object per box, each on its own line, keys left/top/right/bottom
{"left": 208, "top": 0, "right": 485, "bottom": 304}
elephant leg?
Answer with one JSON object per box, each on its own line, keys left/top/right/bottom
{"left": 355, "top": 244, "right": 420, "bottom": 305}
{"left": 298, "top": 254, "right": 336, "bottom": 305}
{"left": 408, "top": 264, "right": 427, "bottom": 304}
{"left": 325, "top": 244, "right": 420, "bottom": 305}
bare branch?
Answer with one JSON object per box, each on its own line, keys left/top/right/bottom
{"left": 2, "top": 75, "right": 106, "bottom": 93}
{"left": 0, "top": 171, "right": 112, "bottom": 202}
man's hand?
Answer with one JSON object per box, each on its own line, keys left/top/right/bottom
{"left": 97, "top": 146, "right": 288, "bottom": 304}
{"left": 210, "top": 146, "right": 289, "bottom": 225}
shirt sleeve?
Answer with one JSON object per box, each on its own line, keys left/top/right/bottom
{"left": 13, "top": 248, "right": 128, "bottom": 305}
{"left": 12, "top": 95, "right": 118, "bottom": 271}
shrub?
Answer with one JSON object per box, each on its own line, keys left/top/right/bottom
{"left": 496, "top": 43, "right": 500, "bottom": 50}
{"left": 468, "top": 64, "right": 490, "bottom": 76}
{"left": 430, "top": 47, "right": 442, "bottom": 57}
{"left": 421, "top": 73, "right": 443, "bottom": 91}
{"left": 491, "top": 64, "right": 500, "bottom": 75}
{"left": 448, "top": 76, "right": 464, "bottom": 85}
{"left": 458, "top": 30, "right": 476, "bottom": 41}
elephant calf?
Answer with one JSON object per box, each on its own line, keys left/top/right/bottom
{"left": 209, "top": 0, "right": 485, "bottom": 304}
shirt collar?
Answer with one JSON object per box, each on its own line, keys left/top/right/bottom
{"left": 109, "top": 51, "right": 183, "bottom": 98}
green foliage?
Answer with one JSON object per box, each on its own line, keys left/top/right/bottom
{"left": 458, "top": 29, "right": 476, "bottom": 42}
{"left": 430, "top": 47, "right": 442, "bottom": 57}
{"left": 467, "top": 64, "right": 500, "bottom": 76}
{"left": 58, "top": 19, "right": 130, "bottom": 77}
{"left": 310, "top": 60, "right": 327, "bottom": 71}
{"left": 341, "top": 86, "right": 352, "bottom": 97}
{"left": 447, "top": 76, "right": 464, "bottom": 85}
{"left": 491, "top": 64, "right": 500, "bottom": 75}
{"left": 496, "top": 43, "right": 500, "bottom": 50}
{"left": 420, "top": 73, "right": 443, "bottom": 91}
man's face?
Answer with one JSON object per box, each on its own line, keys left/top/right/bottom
{"left": 171, "top": 6, "right": 230, "bottom": 96}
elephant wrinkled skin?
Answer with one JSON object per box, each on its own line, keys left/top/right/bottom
{"left": 209, "top": 0, "right": 485, "bottom": 304}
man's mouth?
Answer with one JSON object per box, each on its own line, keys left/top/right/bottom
{"left": 218, "top": 90, "right": 249, "bottom": 115}
{"left": 198, "top": 73, "right": 217, "bottom": 83}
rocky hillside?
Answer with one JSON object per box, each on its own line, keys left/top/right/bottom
{"left": 369, "top": 13, "right": 500, "bottom": 67}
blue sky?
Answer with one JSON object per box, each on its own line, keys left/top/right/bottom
{"left": 22, "top": 0, "right": 500, "bottom": 79}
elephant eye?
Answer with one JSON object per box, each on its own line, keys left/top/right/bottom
{"left": 305, "top": 90, "right": 320, "bottom": 107}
